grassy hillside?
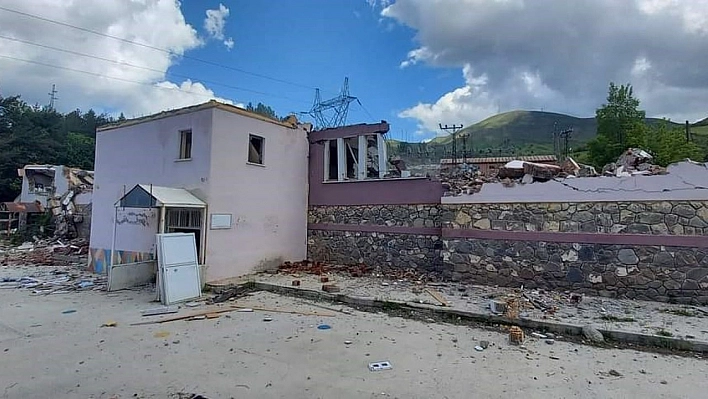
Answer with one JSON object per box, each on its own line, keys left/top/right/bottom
{"left": 387, "top": 109, "right": 705, "bottom": 166}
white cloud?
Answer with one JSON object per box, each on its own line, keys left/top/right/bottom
{"left": 204, "top": 3, "right": 234, "bottom": 50}
{"left": 0, "top": 0, "right": 234, "bottom": 117}
{"left": 384, "top": 0, "right": 708, "bottom": 133}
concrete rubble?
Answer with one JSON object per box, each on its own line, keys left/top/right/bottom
{"left": 1, "top": 237, "right": 89, "bottom": 267}
{"left": 441, "top": 148, "right": 678, "bottom": 196}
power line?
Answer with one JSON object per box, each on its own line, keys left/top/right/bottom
{"left": 0, "top": 5, "right": 331, "bottom": 94}
{"left": 0, "top": 34, "right": 310, "bottom": 105}
{"left": 0, "top": 54, "right": 244, "bottom": 103}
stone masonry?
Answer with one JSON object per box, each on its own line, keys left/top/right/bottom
{"left": 445, "top": 201, "right": 708, "bottom": 235}
{"left": 308, "top": 201, "right": 708, "bottom": 304}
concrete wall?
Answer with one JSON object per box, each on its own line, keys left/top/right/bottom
{"left": 205, "top": 109, "right": 308, "bottom": 281}
{"left": 89, "top": 109, "right": 213, "bottom": 271}
{"left": 19, "top": 165, "right": 70, "bottom": 207}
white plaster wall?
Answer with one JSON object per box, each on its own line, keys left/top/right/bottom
{"left": 443, "top": 161, "right": 708, "bottom": 204}
{"left": 90, "top": 110, "right": 213, "bottom": 255}
{"left": 205, "top": 109, "right": 308, "bottom": 281}
{"left": 114, "top": 208, "right": 159, "bottom": 254}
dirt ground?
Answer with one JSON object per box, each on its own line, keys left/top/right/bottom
{"left": 1, "top": 273, "right": 707, "bottom": 399}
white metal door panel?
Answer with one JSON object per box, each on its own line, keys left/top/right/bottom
{"left": 156, "top": 233, "right": 201, "bottom": 305}
{"left": 158, "top": 233, "right": 198, "bottom": 267}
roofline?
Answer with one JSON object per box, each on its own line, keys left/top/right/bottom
{"left": 97, "top": 100, "right": 298, "bottom": 132}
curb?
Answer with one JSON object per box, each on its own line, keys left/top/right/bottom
{"left": 209, "top": 280, "right": 708, "bottom": 353}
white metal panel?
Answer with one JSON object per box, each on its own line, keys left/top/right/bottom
{"left": 210, "top": 213, "right": 232, "bottom": 229}
{"left": 377, "top": 133, "right": 387, "bottom": 178}
{"left": 156, "top": 233, "right": 201, "bottom": 305}
{"left": 336, "top": 137, "right": 346, "bottom": 181}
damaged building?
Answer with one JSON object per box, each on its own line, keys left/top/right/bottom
{"left": 8, "top": 165, "right": 93, "bottom": 238}
{"left": 89, "top": 101, "right": 708, "bottom": 305}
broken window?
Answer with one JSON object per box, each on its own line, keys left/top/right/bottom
{"left": 344, "top": 137, "right": 358, "bottom": 179}
{"left": 179, "top": 130, "right": 192, "bottom": 159}
{"left": 323, "top": 133, "right": 388, "bottom": 182}
{"left": 248, "top": 134, "right": 265, "bottom": 165}
{"left": 324, "top": 140, "right": 338, "bottom": 181}
{"left": 366, "top": 135, "right": 379, "bottom": 178}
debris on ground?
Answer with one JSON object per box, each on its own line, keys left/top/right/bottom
{"left": 0, "top": 237, "right": 89, "bottom": 267}
{"left": 509, "top": 326, "right": 525, "bottom": 345}
{"left": 582, "top": 325, "right": 605, "bottom": 343}
{"left": 425, "top": 288, "right": 449, "bottom": 306}
{"left": 368, "top": 361, "right": 392, "bottom": 371}
{"left": 0, "top": 268, "right": 105, "bottom": 294}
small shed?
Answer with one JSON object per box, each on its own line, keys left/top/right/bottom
{"left": 0, "top": 201, "right": 44, "bottom": 235}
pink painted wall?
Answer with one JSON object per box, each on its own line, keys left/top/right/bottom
{"left": 90, "top": 108, "right": 213, "bottom": 264}
{"left": 205, "top": 110, "right": 309, "bottom": 281}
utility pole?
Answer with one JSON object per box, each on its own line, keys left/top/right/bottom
{"left": 48, "top": 84, "right": 58, "bottom": 109}
{"left": 559, "top": 127, "right": 573, "bottom": 160}
{"left": 439, "top": 123, "right": 464, "bottom": 164}
{"left": 686, "top": 121, "right": 691, "bottom": 143}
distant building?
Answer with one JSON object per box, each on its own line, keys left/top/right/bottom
{"left": 440, "top": 155, "right": 558, "bottom": 176}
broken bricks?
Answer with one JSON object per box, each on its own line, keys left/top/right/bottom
{"left": 322, "top": 284, "right": 341, "bottom": 293}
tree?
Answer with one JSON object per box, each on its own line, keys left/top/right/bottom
{"left": 645, "top": 122, "right": 703, "bottom": 166}
{"left": 245, "top": 102, "right": 279, "bottom": 121}
{"left": 588, "top": 83, "right": 646, "bottom": 167}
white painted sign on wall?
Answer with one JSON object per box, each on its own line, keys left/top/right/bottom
{"left": 210, "top": 213, "right": 232, "bottom": 230}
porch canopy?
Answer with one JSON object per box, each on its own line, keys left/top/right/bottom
{"left": 115, "top": 184, "right": 205, "bottom": 209}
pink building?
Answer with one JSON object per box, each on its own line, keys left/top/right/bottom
{"left": 89, "top": 101, "right": 310, "bottom": 283}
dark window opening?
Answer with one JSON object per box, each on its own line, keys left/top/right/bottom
{"left": 179, "top": 130, "right": 192, "bottom": 159}
{"left": 327, "top": 140, "right": 337, "bottom": 180}
{"left": 248, "top": 134, "right": 264, "bottom": 165}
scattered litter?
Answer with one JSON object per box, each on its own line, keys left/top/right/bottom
{"left": 291, "top": 280, "right": 301, "bottom": 287}
{"left": 489, "top": 300, "right": 507, "bottom": 314}
{"left": 172, "top": 340, "right": 180, "bottom": 344}
{"left": 479, "top": 340, "right": 489, "bottom": 349}
{"left": 381, "top": 282, "right": 389, "bottom": 286}
{"left": 545, "top": 339, "right": 555, "bottom": 345}
{"left": 368, "top": 361, "right": 392, "bottom": 371}
{"left": 660, "top": 380, "right": 668, "bottom": 385}
{"left": 205, "top": 313, "right": 221, "bottom": 319}
{"left": 344, "top": 340, "right": 353, "bottom": 345}
{"left": 62, "top": 309, "right": 76, "bottom": 314}
{"left": 608, "top": 369, "right": 622, "bottom": 377}
{"left": 141, "top": 306, "right": 179, "bottom": 317}
{"left": 153, "top": 331, "right": 170, "bottom": 338}
{"left": 317, "top": 324, "right": 331, "bottom": 330}
{"left": 184, "top": 302, "right": 201, "bottom": 308}
{"left": 474, "top": 346, "right": 484, "bottom": 352}
{"left": 531, "top": 332, "right": 547, "bottom": 339}
{"left": 190, "top": 315, "right": 206, "bottom": 321}
{"left": 263, "top": 317, "right": 273, "bottom": 322}
{"left": 425, "top": 288, "right": 449, "bottom": 307}
{"left": 101, "top": 321, "right": 118, "bottom": 328}
{"left": 549, "top": 356, "right": 560, "bottom": 360}
{"left": 237, "top": 308, "right": 254, "bottom": 312}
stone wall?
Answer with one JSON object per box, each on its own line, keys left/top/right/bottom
{"left": 444, "top": 239, "right": 708, "bottom": 303}
{"left": 309, "top": 204, "right": 443, "bottom": 228}
{"left": 308, "top": 230, "right": 445, "bottom": 275}
{"left": 308, "top": 201, "right": 708, "bottom": 304}
{"left": 445, "top": 201, "right": 708, "bottom": 235}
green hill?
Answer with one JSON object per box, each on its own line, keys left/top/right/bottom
{"left": 387, "top": 110, "right": 705, "bottom": 165}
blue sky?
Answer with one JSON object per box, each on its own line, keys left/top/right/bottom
{"left": 175, "top": 0, "right": 459, "bottom": 142}
{"left": 2, "top": 0, "right": 707, "bottom": 142}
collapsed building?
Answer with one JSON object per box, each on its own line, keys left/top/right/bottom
{"left": 12, "top": 165, "right": 93, "bottom": 238}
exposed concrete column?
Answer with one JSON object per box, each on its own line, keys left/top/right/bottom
{"left": 377, "top": 133, "right": 387, "bottom": 178}
{"left": 336, "top": 137, "right": 346, "bottom": 181}
{"left": 357, "top": 135, "right": 367, "bottom": 180}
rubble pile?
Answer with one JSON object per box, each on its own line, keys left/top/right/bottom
{"left": 0, "top": 237, "right": 89, "bottom": 267}
{"left": 440, "top": 147, "right": 674, "bottom": 197}
{"left": 602, "top": 148, "right": 667, "bottom": 177}
{"left": 278, "top": 260, "right": 442, "bottom": 283}
{"left": 278, "top": 260, "right": 371, "bottom": 277}
{"left": 0, "top": 268, "right": 106, "bottom": 294}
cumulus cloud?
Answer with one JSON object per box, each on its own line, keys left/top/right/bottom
{"left": 383, "top": 0, "right": 708, "bottom": 134}
{"left": 0, "top": 0, "right": 232, "bottom": 117}
{"left": 204, "top": 3, "right": 234, "bottom": 50}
